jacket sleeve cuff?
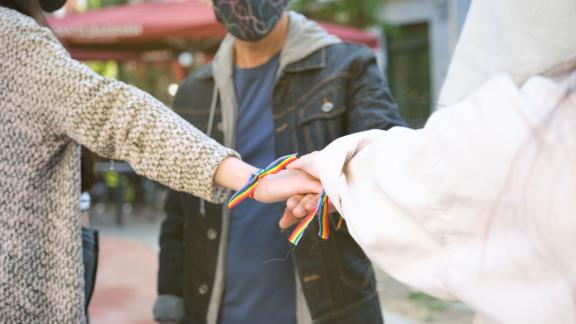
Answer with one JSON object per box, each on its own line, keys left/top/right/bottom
{"left": 315, "top": 130, "right": 386, "bottom": 217}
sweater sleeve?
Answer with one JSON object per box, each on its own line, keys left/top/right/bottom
{"left": 18, "top": 25, "right": 237, "bottom": 203}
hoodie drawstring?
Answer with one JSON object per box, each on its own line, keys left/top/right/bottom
{"left": 199, "top": 86, "right": 219, "bottom": 218}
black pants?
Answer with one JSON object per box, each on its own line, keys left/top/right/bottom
{"left": 82, "top": 227, "right": 99, "bottom": 321}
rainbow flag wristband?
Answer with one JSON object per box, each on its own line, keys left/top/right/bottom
{"left": 287, "top": 191, "right": 330, "bottom": 245}
{"left": 227, "top": 154, "right": 298, "bottom": 209}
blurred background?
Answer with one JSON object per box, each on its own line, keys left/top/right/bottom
{"left": 48, "top": 0, "right": 474, "bottom": 323}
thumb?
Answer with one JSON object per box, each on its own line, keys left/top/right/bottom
{"left": 279, "top": 208, "right": 299, "bottom": 229}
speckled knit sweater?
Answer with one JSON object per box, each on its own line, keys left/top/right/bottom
{"left": 0, "top": 7, "right": 237, "bottom": 322}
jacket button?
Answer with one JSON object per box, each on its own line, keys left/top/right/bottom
{"left": 198, "top": 284, "right": 209, "bottom": 295}
{"left": 321, "top": 101, "right": 334, "bottom": 113}
{"left": 206, "top": 228, "right": 218, "bottom": 240}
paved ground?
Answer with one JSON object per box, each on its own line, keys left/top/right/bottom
{"left": 88, "top": 210, "right": 473, "bottom": 324}
{"left": 89, "top": 236, "right": 157, "bottom": 324}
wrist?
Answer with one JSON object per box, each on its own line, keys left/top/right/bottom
{"left": 214, "top": 157, "right": 258, "bottom": 191}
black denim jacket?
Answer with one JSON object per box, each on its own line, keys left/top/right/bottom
{"left": 158, "top": 43, "right": 406, "bottom": 324}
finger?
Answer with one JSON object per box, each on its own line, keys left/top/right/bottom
{"left": 328, "top": 201, "right": 336, "bottom": 214}
{"left": 300, "top": 194, "right": 319, "bottom": 212}
{"left": 292, "top": 194, "right": 315, "bottom": 218}
{"left": 293, "top": 194, "right": 319, "bottom": 218}
{"left": 279, "top": 208, "right": 299, "bottom": 229}
{"left": 286, "top": 195, "right": 304, "bottom": 210}
{"left": 302, "top": 175, "right": 323, "bottom": 194}
{"left": 286, "top": 152, "right": 319, "bottom": 178}
{"left": 252, "top": 170, "right": 322, "bottom": 203}
{"left": 286, "top": 153, "right": 312, "bottom": 170}
{"left": 285, "top": 157, "right": 304, "bottom": 170}
{"left": 292, "top": 204, "right": 307, "bottom": 218}
{"left": 303, "top": 194, "right": 318, "bottom": 211}
{"left": 292, "top": 196, "right": 309, "bottom": 218}
{"left": 270, "top": 171, "right": 322, "bottom": 197}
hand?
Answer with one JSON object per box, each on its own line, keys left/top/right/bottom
{"left": 279, "top": 153, "right": 329, "bottom": 229}
{"left": 252, "top": 169, "right": 322, "bottom": 204}
{"left": 279, "top": 193, "right": 336, "bottom": 229}
{"left": 279, "top": 193, "right": 320, "bottom": 228}
{"left": 286, "top": 152, "right": 319, "bottom": 178}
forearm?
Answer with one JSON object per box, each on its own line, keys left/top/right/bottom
{"left": 23, "top": 31, "right": 241, "bottom": 203}
{"left": 70, "top": 73, "right": 240, "bottom": 202}
{"left": 71, "top": 86, "right": 240, "bottom": 202}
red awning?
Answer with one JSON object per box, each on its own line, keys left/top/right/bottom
{"left": 48, "top": 0, "right": 379, "bottom": 55}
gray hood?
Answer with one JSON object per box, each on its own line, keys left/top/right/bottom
{"left": 210, "top": 11, "right": 341, "bottom": 147}
{"left": 277, "top": 11, "right": 341, "bottom": 77}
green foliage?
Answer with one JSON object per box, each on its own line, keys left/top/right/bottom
{"left": 86, "top": 0, "right": 129, "bottom": 10}
{"left": 86, "top": 61, "right": 119, "bottom": 78}
{"left": 408, "top": 292, "right": 449, "bottom": 312}
{"left": 290, "top": 0, "right": 382, "bottom": 28}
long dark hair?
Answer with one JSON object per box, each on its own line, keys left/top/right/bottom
{"left": 0, "top": 0, "right": 48, "bottom": 26}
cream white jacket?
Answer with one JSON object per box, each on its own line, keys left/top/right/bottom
{"left": 314, "top": 1, "right": 576, "bottom": 322}
{"left": 438, "top": 0, "right": 576, "bottom": 107}
{"left": 316, "top": 72, "right": 576, "bottom": 323}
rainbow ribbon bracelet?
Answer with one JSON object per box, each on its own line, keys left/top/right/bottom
{"left": 287, "top": 191, "right": 330, "bottom": 245}
{"left": 227, "top": 153, "right": 299, "bottom": 209}
{"left": 227, "top": 153, "right": 331, "bottom": 245}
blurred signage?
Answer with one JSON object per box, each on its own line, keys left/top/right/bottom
{"left": 54, "top": 24, "right": 143, "bottom": 40}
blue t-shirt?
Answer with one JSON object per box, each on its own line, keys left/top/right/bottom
{"left": 218, "top": 54, "right": 296, "bottom": 324}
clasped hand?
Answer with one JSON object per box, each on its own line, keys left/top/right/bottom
{"left": 249, "top": 152, "right": 332, "bottom": 229}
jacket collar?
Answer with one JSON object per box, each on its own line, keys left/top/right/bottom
{"left": 197, "top": 46, "right": 327, "bottom": 81}
{"left": 282, "top": 48, "right": 327, "bottom": 73}
{"left": 196, "top": 65, "right": 213, "bottom": 80}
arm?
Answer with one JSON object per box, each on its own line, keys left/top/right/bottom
{"left": 292, "top": 77, "right": 573, "bottom": 304}
{"left": 19, "top": 26, "right": 316, "bottom": 203}
{"left": 290, "top": 74, "right": 576, "bottom": 324}
{"left": 18, "top": 28, "right": 235, "bottom": 202}
{"left": 347, "top": 48, "right": 406, "bottom": 133}
{"left": 154, "top": 190, "right": 186, "bottom": 323}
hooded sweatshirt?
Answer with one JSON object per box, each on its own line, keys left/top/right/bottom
{"left": 206, "top": 11, "right": 341, "bottom": 324}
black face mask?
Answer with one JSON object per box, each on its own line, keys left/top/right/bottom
{"left": 39, "top": 0, "right": 67, "bottom": 12}
{"left": 212, "top": 0, "right": 288, "bottom": 42}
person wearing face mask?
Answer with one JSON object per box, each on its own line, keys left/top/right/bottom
{"left": 153, "top": 1, "right": 405, "bottom": 324}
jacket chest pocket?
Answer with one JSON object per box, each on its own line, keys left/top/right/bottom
{"left": 297, "top": 88, "right": 347, "bottom": 152}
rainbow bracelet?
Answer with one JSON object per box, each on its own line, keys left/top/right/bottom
{"left": 226, "top": 153, "right": 331, "bottom": 246}
{"left": 287, "top": 191, "right": 330, "bottom": 245}
{"left": 227, "top": 154, "right": 298, "bottom": 209}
